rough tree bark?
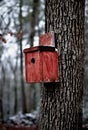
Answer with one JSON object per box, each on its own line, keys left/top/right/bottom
{"left": 39, "top": 0, "right": 85, "bottom": 130}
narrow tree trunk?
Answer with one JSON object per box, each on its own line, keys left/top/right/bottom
{"left": 0, "top": 82, "right": 3, "bottom": 120}
{"left": 28, "top": 0, "right": 40, "bottom": 112}
{"left": 0, "top": 65, "right": 6, "bottom": 120}
{"left": 39, "top": 0, "right": 85, "bottom": 130}
{"left": 19, "top": 0, "right": 27, "bottom": 114}
{"left": 30, "top": 0, "right": 40, "bottom": 47}
{"left": 7, "top": 80, "right": 10, "bottom": 120}
{"left": 14, "top": 77, "right": 18, "bottom": 114}
{"left": 14, "top": 62, "right": 18, "bottom": 114}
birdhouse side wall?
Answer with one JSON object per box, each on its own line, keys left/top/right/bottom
{"left": 42, "top": 51, "right": 58, "bottom": 82}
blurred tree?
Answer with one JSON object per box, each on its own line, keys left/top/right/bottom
{"left": 28, "top": 0, "right": 40, "bottom": 112}
{"left": 7, "top": 56, "right": 18, "bottom": 114}
{"left": 0, "top": 62, "right": 4, "bottom": 120}
{"left": 30, "top": 0, "right": 40, "bottom": 46}
{"left": 83, "top": 0, "right": 88, "bottom": 120}
{"left": 40, "top": 0, "right": 85, "bottom": 130}
{"left": 19, "top": 0, "right": 27, "bottom": 114}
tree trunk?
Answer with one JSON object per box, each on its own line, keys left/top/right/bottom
{"left": 14, "top": 76, "right": 18, "bottom": 114}
{"left": 39, "top": 0, "right": 85, "bottom": 130}
{"left": 30, "top": 0, "right": 40, "bottom": 47}
{"left": 28, "top": 0, "right": 40, "bottom": 112}
{"left": 0, "top": 65, "right": 6, "bottom": 120}
{"left": 19, "top": 0, "right": 27, "bottom": 114}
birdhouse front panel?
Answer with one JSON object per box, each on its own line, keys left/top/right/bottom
{"left": 24, "top": 47, "right": 42, "bottom": 83}
{"left": 24, "top": 46, "right": 58, "bottom": 83}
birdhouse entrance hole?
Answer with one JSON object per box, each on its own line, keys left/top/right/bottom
{"left": 31, "top": 58, "right": 35, "bottom": 64}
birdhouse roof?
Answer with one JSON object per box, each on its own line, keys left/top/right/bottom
{"left": 24, "top": 46, "right": 55, "bottom": 53}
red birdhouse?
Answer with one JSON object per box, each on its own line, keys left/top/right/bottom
{"left": 24, "top": 32, "right": 59, "bottom": 83}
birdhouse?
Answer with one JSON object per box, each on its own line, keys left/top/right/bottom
{"left": 24, "top": 32, "right": 59, "bottom": 83}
